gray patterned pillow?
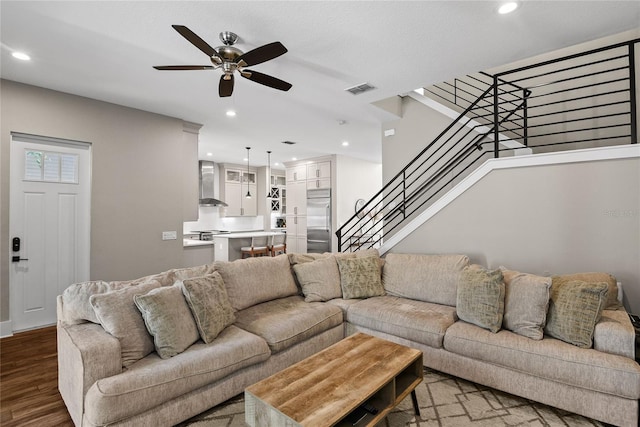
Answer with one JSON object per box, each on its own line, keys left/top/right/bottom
{"left": 134, "top": 284, "right": 200, "bottom": 359}
{"left": 179, "top": 273, "right": 236, "bottom": 344}
{"left": 544, "top": 280, "right": 608, "bottom": 348}
{"left": 336, "top": 255, "right": 384, "bottom": 299}
{"left": 500, "top": 267, "right": 551, "bottom": 340}
{"left": 293, "top": 256, "right": 342, "bottom": 302}
{"left": 456, "top": 266, "right": 505, "bottom": 333}
{"left": 552, "top": 272, "right": 618, "bottom": 309}
{"left": 89, "top": 280, "right": 161, "bottom": 367}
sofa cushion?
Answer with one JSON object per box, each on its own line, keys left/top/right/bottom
{"left": 234, "top": 295, "right": 343, "bottom": 353}
{"left": 84, "top": 325, "right": 270, "bottom": 426}
{"left": 90, "top": 280, "right": 161, "bottom": 367}
{"left": 553, "top": 272, "right": 619, "bottom": 309}
{"left": 134, "top": 284, "right": 200, "bottom": 359}
{"left": 443, "top": 321, "right": 640, "bottom": 399}
{"left": 60, "top": 280, "right": 113, "bottom": 325}
{"left": 382, "top": 253, "right": 469, "bottom": 306}
{"left": 347, "top": 296, "right": 458, "bottom": 348}
{"left": 293, "top": 256, "right": 342, "bottom": 302}
{"left": 215, "top": 255, "right": 298, "bottom": 311}
{"left": 456, "top": 266, "right": 504, "bottom": 333}
{"left": 544, "top": 280, "right": 608, "bottom": 348}
{"left": 337, "top": 255, "right": 385, "bottom": 299}
{"left": 594, "top": 308, "right": 637, "bottom": 359}
{"left": 180, "top": 273, "right": 236, "bottom": 344}
{"left": 500, "top": 267, "right": 551, "bottom": 340}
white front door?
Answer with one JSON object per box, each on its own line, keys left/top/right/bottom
{"left": 9, "top": 133, "right": 91, "bottom": 331}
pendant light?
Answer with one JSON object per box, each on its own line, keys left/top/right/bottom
{"left": 245, "top": 147, "right": 252, "bottom": 199}
{"left": 266, "top": 150, "right": 272, "bottom": 199}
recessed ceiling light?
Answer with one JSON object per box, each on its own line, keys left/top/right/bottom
{"left": 226, "top": 110, "right": 236, "bottom": 117}
{"left": 342, "top": 141, "right": 349, "bottom": 147}
{"left": 274, "top": 162, "right": 280, "bottom": 166}
{"left": 243, "top": 157, "right": 248, "bottom": 162}
{"left": 497, "top": 1, "right": 519, "bottom": 14}
{"left": 292, "top": 157, "right": 297, "bottom": 161}
{"left": 206, "top": 152, "right": 213, "bottom": 156}
{"left": 12, "top": 51, "right": 31, "bottom": 61}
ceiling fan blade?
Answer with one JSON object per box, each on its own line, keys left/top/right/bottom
{"left": 235, "top": 41, "right": 287, "bottom": 67}
{"left": 172, "top": 25, "right": 220, "bottom": 59}
{"left": 219, "top": 74, "right": 234, "bottom": 97}
{"left": 153, "top": 65, "right": 215, "bottom": 70}
{"left": 241, "top": 70, "right": 292, "bottom": 92}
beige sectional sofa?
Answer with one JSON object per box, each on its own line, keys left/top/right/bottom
{"left": 57, "top": 250, "right": 640, "bottom": 427}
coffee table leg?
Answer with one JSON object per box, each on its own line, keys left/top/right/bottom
{"left": 411, "top": 390, "right": 420, "bottom": 417}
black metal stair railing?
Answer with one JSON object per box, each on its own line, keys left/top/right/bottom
{"left": 336, "top": 38, "right": 638, "bottom": 252}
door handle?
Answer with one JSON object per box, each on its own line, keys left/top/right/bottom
{"left": 12, "top": 256, "right": 28, "bottom": 263}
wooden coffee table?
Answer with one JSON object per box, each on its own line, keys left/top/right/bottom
{"left": 245, "top": 333, "right": 423, "bottom": 426}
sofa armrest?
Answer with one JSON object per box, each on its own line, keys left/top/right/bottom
{"left": 58, "top": 323, "right": 122, "bottom": 426}
{"left": 593, "top": 308, "right": 636, "bottom": 360}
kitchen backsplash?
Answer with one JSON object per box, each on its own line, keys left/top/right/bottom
{"left": 183, "top": 206, "right": 264, "bottom": 234}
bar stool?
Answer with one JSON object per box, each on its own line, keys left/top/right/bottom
{"left": 270, "top": 233, "right": 287, "bottom": 257}
{"left": 240, "top": 236, "right": 270, "bottom": 258}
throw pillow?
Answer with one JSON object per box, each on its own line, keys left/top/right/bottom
{"left": 215, "top": 255, "right": 299, "bottom": 311}
{"left": 336, "top": 255, "right": 385, "bottom": 299}
{"left": 544, "top": 279, "right": 608, "bottom": 348}
{"left": 500, "top": 267, "right": 551, "bottom": 340}
{"left": 552, "top": 272, "right": 618, "bottom": 309}
{"left": 179, "top": 273, "right": 236, "bottom": 344}
{"left": 293, "top": 256, "right": 342, "bottom": 302}
{"left": 89, "top": 280, "right": 161, "bottom": 367}
{"left": 134, "top": 284, "right": 200, "bottom": 359}
{"left": 456, "top": 266, "right": 505, "bottom": 333}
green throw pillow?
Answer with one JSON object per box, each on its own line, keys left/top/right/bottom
{"left": 179, "top": 273, "right": 236, "bottom": 344}
{"left": 134, "top": 284, "right": 200, "bottom": 359}
{"left": 544, "top": 280, "right": 608, "bottom": 348}
{"left": 336, "top": 255, "right": 384, "bottom": 299}
{"left": 456, "top": 266, "right": 505, "bottom": 333}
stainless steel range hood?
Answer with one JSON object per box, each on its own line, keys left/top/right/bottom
{"left": 199, "top": 161, "right": 228, "bottom": 207}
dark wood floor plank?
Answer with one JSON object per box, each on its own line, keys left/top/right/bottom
{"left": 0, "top": 326, "right": 74, "bottom": 426}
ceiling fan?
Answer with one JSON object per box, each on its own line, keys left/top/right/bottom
{"left": 154, "top": 25, "right": 292, "bottom": 97}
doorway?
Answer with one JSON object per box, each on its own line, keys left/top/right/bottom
{"left": 9, "top": 133, "right": 91, "bottom": 331}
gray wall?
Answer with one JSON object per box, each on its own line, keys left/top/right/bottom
{"left": 389, "top": 157, "right": 640, "bottom": 314}
{"left": 1, "top": 80, "right": 198, "bottom": 323}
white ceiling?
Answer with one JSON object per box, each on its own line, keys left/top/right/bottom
{"left": 1, "top": 1, "right": 638, "bottom": 168}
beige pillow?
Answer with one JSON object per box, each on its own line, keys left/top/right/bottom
{"left": 293, "top": 256, "right": 342, "bottom": 302}
{"left": 456, "top": 266, "right": 505, "bottom": 333}
{"left": 500, "top": 267, "right": 551, "bottom": 340}
{"left": 383, "top": 253, "right": 469, "bottom": 306}
{"left": 89, "top": 280, "right": 161, "bottom": 367}
{"left": 544, "top": 280, "right": 608, "bottom": 348}
{"left": 215, "top": 255, "right": 298, "bottom": 311}
{"left": 134, "top": 284, "right": 200, "bottom": 359}
{"left": 61, "top": 280, "right": 112, "bottom": 325}
{"left": 179, "top": 273, "right": 236, "bottom": 344}
{"left": 552, "top": 272, "right": 618, "bottom": 309}
{"left": 336, "top": 255, "right": 385, "bottom": 299}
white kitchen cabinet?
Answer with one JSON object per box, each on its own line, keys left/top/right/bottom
{"left": 286, "top": 164, "right": 307, "bottom": 182}
{"left": 285, "top": 214, "right": 307, "bottom": 253}
{"left": 223, "top": 182, "right": 257, "bottom": 216}
{"left": 306, "top": 177, "right": 331, "bottom": 190}
{"left": 287, "top": 180, "right": 307, "bottom": 215}
{"left": 307, "top": 161, "right": 330, "bottom": 180}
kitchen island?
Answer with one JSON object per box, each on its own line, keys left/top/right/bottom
{"left": 183, "top": 231, "right": 287, "bottom": 263}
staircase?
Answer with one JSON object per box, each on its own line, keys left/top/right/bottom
{"left": 336, "top": 38, "right": 639, "bottom": 253}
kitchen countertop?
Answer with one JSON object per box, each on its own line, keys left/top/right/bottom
{"left": 183, "top": 230, "right": 286, "bottom": 248}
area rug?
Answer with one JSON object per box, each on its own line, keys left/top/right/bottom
{"left": 178, "top": 368, "right": 606, "bottom": 426}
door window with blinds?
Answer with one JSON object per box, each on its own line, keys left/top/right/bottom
{"left": 24, "top": 150, "right": 79, "bottom": 184}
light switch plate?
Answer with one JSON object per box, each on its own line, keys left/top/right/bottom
{"left": 162, "top": 231, "right": 177, "bottom": 240}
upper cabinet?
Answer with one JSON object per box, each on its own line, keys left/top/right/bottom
{"left": 306, "top": 161, "right": 331, "bottom": 190}
{"left": 286, "top": 164, "right": 307, "bottom": 182}
{"left": 220, "top": 164, "right": 258, "bottom": 216}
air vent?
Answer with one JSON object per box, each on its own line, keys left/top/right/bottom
{"left": 281, "top": 141, "right": 297, "bottom": 145}
{"left": 345, "top": 82, "right": 376, "bottom": 95}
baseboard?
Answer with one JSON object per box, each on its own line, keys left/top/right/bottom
{"left": 1, "top": 320, "right": 13, "bottom": 338}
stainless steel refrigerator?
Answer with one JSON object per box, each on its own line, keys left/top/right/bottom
{"left": 306, "top": 188, "right": 331, "bottom": 253}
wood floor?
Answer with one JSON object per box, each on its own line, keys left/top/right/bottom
{"left": 0, "top": 326, "right": 74, "bottom": 426}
